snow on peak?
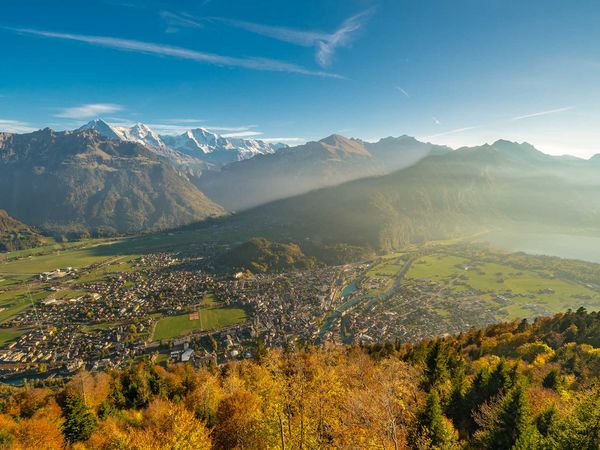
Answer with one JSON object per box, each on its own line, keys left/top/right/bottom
{"left": 77, "top": 120, "right": 288, "bottom": 168}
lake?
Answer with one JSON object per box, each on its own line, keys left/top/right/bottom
{"left": 482, "top": 231, "right": 600, "bottom": 264}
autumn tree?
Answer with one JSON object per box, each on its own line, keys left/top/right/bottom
{"left": 127, "top": 399, "right": 212, "bottom": 450}
{"left": 213, "top": 390, "right": 267, "bottom": 450}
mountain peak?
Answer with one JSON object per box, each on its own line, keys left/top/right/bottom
{"left": 318, "top": 134, "right": 371, "bottom": 156}
{"left": 78, "top": 119, "right": 121, "bottom": 140}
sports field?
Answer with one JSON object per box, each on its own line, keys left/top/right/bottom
{"left": 153, "top": 307, "right": 247, "bottom": 341}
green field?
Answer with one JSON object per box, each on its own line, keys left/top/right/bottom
{"left": 0, "top": 328, "right": 26, "bottom": 346}
{"left": 153, "top": 307, "right": 247, "bottom": 341}
{"left": 406, "top": 253, "right": 600, "bottom": 319}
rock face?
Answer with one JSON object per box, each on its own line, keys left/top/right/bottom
{"left": 0, "top": 128, "right": 224, "bottom": 236}
{"left": 0, "top": 209, "right": 44, "bottom": 252}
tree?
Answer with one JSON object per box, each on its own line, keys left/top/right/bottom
{"left": 487, "top": 360, "right": 514, "bottom": 396}
{"left": 418, "top": 390, "right": 460, "bottom": 449}
{"left": 128, "top": 399, "right": 212, "bottom": 450}
{"left": 555, "top": 388, "right": 600, "bottom": 450}
{"left": 62, "top": 395, "right": 98, "bottom": 443}
{"left": 542, "top": 369, "right": 562, "bottom": 391}
{"left": 213, "top": 390, "right": 267, "bottom": 450}
{"left": 15, "top": 417, "right": 65, "bottom": 450}
{"left": 424, "top": 341, "right": 449, "bottom": 390}
{"left": 476, "top": 384, "right": 538, "bottom": 450}
{"left": 446, "top": 367, "right": 468, "bottom": 433}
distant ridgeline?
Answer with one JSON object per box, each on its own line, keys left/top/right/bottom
{"left": 0, "top": 209, "right": 44, "bottom": 252}
{"left": 220, "top": 140, "right": 600, "bottom": 251}
{"left": 1, "top": 126, "right": 600, "bottom": 252}
{"left": 0, "top": 309, "right": 597, "bottom": 448}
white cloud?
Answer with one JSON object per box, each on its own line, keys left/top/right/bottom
{"left": 56, "top": 103, "right": 123, "bottom": 119}
{"left": 164, "top": 118, "right": 205, "bottom": 124}
{"left": 11, "top": 28, "right": 341, "bottom": 78}
{"left": 423, "top": 126, "right": 477, "bottom": 139}
{"left": 261, "top": 137, "right": 305, "bottom": 143}
{"left": 204, "top": 125, "right": 257, "bottom": 132}
{"left": 160, "top": 11, "right": 203, "bottom": 33}
{"left": 316, "top": 11, "right": 371, "bottom": 67}
{"left": 0, "top": 119, "right": 38, "bottom": 133}
{"left": 220, "top": 131, "right": 263, "bottom": 138}
{"left": 511, "top": 106, "right": 574, "bottom": 121}
{"left": 214, "top": 9, "right": 372, "bottom": 67}
{"left": 395, "top": 86, "right": 410, "bottom": 98}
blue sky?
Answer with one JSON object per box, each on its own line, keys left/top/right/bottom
{"left": 1, "top": 0, "right": 600, "bottom": 157}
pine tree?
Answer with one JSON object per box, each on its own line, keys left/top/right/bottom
{"left": 62, "top": 395, "right": 98, "bottom": 443}
{"left": 482, "top": 384, "right": 537, "bottom": 450}
{"left": 419, "top": 390, "right": 459, "bottom": 449}
{"left": 446, "top": 367, "right": 468, "bottom": 430}
{"left": 424, "top": 340, "right": 449, "bottom": 390}
{"left": 542, "top": 369, "right": 561, "bottom": 391}
{"left": 487, "top": 359, "right": 514, "bottom": 397}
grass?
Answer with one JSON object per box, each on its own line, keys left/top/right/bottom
{"left": 0, "top": 289, "right": 48, "bottom": 323}
{"left": 0, "top": 249, "right": 112, "bottom": 275}
{"left": 153, "top": 307, "right": 246, "bottom": 341}
{"left": 406, "top": 253, "right": 600, "bottom": 320}
{"left": 0, "top": 328, "right": 26, "bottom": 346}
{"left": 407, "top": 254, "right": 469, "bottom": 280}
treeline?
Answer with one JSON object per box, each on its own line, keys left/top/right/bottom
{"left": 0, "top": 310, "right": 598, "bottom": 449}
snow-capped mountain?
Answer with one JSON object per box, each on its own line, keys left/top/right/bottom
{"left": 162, "top": 128, "right": 287, "bottom": 166}
{"left": 78, "top": 120, "right": 168, "bottom": 151}
{"left": 78, "top": 120, "right": 287, "bottom": 169}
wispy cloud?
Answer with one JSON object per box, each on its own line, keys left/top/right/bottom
{"left": 204, "top": 125, "right": 257, "bottom": 132}
{"left": 511, "top": 106, "right": 574, "bottom": 121}
{"left": 213, "top": 9, "right": 372, "bottom": 67}
{"left": 395, "top": 86, "right": 410, "bottom": 98}
{"left": 261, "top": 137, "right": 305, "bottom": 143}
{"left": 160, "top": 11, "right": 203, "bottom": 33}
{"left": 55, "top": 103, "right": 123, "bottom": 119}
{"left": 8, "top": 28, "right": 341, "bottom": 78}
{"left": 0, "top": 119, "right": 38, "bottom": 133}
{"left": 425, "top": 126, "right": 477, "bottom": 139}
{"left": 220, "top": 131, "right": 263, "bottom": 138}
{"left": 145, "top": 123, "right": 258, "bottom": 136}
{"left": 164, "top": 118, "right": 205, "bottom": 124}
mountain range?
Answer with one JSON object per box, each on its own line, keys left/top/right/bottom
{"left": 0, "top": 128, "right": 223, "bottom": 237}
{"left": 79, "top": 119, "right": 286, "bottom": 173}
{"left": 197, "top": 133, "right": 450, "bottom": 211}
{"left": 0, "top": 121, "right": 599, "bottom": 250}
{"left": 217, "top": 139, "right": 600, "bottom": 251}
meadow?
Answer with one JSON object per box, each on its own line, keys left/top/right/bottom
{"left": 405, "top": 253, "right": 600, "bottom": 319}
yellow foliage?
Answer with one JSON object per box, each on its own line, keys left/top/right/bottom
{"left": 127, "top": 399, "right": 211, "bottom": 450}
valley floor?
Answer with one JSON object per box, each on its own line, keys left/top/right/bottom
{"left": 0, "top": 230, "right": 599, "bottom": 383}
